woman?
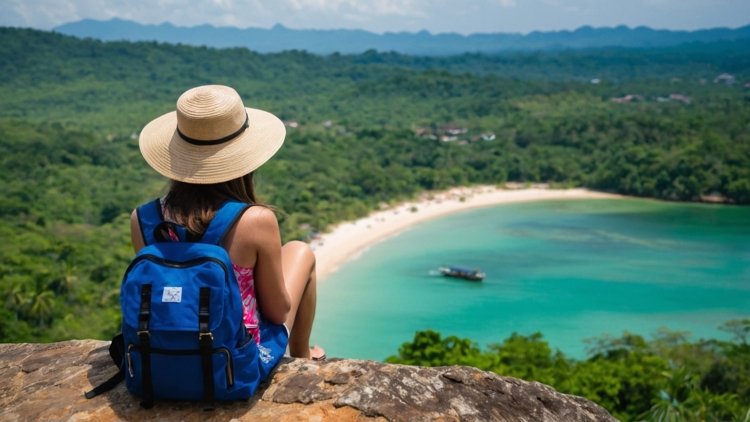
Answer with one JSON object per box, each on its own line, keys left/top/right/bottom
{"left": 132, "top": 84, "right": 324, "bottom": 360}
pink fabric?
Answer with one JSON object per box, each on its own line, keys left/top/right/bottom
{"left": 233, "top": 264, "right": 261, "bottom": 344}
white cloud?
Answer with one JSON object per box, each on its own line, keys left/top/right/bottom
{"left": 368, "top": 0, "right": 426, "bottom": 17}
{"left": 1, "top": 0, "right": 78, "bottom": 28}
{"left": 210, "top": 0, "right": 234, "bottom": 10}
{"left": 283, "top": 0, "right": 424, "bottom": 17}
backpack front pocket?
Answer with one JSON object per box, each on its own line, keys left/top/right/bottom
{"left": 126, "top": 344, "right": 234, "bottom": 401}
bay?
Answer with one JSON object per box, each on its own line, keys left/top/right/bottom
{"left": 310, "top": 198, "right": 750, "bottom": 361}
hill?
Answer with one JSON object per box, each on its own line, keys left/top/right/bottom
{"left": 1, "top": 26, "right": 749, "bottom": 422}
{"left": 0, "top": 25, "right": 749, "bottom": 343}
{"left": 55, "top": 18, "right": 750, "bottom": 55}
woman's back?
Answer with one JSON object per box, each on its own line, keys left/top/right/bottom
{"left": 133, "top": 84, "right": 324, "bottom": 360}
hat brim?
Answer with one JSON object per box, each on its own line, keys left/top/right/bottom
{"left": 139, "top": 107, "right": 286, "bottom": 184}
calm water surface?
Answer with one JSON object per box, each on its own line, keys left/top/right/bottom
{"left": 310, "top": 199, "right": 750, "bottom": 360}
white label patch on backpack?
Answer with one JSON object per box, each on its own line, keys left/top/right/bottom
{"left": 162, "top": 287, "right": 183, "bottom": 303}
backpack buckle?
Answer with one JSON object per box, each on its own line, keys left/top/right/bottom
{"left": 199, "top": 332, "right": 214, "bottom": 342}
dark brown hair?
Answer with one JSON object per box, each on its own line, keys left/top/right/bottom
{"left": 163, "top": 172, "right": 258, "bottom": 237}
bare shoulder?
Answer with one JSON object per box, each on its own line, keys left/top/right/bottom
{"left": 226, "top": 206, "right": 280, "bottom": 266}
{"left": 233, "top": 205, "right": 281, "bottom": 244}
{"left": 239, "top": 205, "right": 279, "bottom": 229}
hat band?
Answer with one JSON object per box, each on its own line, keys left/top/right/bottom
{"left": 177, "top": 113, "right": 250, "bottom": 146}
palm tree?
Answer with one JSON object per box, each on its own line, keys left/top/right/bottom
{"left": 641, "top": 367, "right": 748, "bottom": 422}
{"left": 640, "top": 368, "right": 693, "bottom": 422}
{"left": 5, "top": 284, "right": 30, "bottom": 316}
{"left": 28, "top": 291, "right": 55, "bottom": 325}
{"left": 52, "top": 263, "right": 78, "bottom": 294}
{"left": 719, "top": 319, "right": 750, "bottom": 345}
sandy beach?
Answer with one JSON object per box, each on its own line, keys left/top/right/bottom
{"left": 311, "top": 184, "right": 622, "bottom": 281}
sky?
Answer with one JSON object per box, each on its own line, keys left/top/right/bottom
{"left": 1, "top": 0, "right": 749, "bottom": 35}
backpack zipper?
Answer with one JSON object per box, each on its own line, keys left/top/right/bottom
{"left": 124, "top": 254, "right": 230, "bottom": 287}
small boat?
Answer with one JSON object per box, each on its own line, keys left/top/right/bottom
{"left": 439, "top": 265, "right": 485, "bottom": 281}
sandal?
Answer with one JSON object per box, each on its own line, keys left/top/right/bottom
{"left": 310, "top": 345, "right": 327, "bottom": 361}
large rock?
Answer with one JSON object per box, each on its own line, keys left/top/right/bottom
{"left": 0, "top": 340, "right": 616, "bottom": 421}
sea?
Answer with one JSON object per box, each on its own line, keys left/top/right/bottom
{"left": 310, "top": 198, "right": 750, "bottom": 361}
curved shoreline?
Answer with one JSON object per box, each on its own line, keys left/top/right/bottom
{"left": 311, "top": 184, "right": 623, "bottom": 281}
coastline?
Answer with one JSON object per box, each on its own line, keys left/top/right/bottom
{"left": 311, "top": 184, "right": 622, "bottom": 281}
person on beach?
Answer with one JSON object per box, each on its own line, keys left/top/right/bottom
{"left": 132, "top": 84, "right": 325, "bottom": 361}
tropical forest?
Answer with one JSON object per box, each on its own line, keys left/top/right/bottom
{"left": 0, "top": 27, "right": 749, "bottom": 420}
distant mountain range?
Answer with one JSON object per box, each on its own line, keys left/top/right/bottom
{"left": 54, "top": 18, "right": 750, "bottom": 55}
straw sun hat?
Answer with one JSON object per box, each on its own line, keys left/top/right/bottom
{"left": 139, "top": 85, "right": 286, "bottom": 184}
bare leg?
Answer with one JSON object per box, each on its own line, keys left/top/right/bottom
{"left": 281, "top": 240, "right": 323, "bottom": 359}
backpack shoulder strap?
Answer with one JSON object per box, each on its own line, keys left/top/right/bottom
{"left": 136, "top": 199, "right": 164, "bottom": 246}
{"left": 200, "top": 201, "right": 253, "bottom": 246}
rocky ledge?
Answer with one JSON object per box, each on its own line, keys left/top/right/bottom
{"left": 0, "top": 340, "right": 615, "bottom": 421}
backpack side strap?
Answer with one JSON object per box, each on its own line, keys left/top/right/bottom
{"left": 84, "top": 334, "right": 126, "bottom": 399}
{"left": 136, "top": 199, "right": 165, "bottom": 246}
{"left": 200, "top": 201, "right": 252, "bottom": 246}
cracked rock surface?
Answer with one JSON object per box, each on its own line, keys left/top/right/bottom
{"left": 0, "top": 340, "right": 616, "bottom": 421}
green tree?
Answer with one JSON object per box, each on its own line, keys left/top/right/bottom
{"left": 27, "top": 291, "right": 55, "bottom": 326}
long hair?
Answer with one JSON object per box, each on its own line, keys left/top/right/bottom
{"left": 163, "top": 172, "right": 258, "bottom": 237}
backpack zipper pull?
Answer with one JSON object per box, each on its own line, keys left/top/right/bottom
{"left": 126, "top": 344, "right": 135, "bottom": 378}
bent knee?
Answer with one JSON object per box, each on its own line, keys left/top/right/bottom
{"left": 283, "top": 240, "right": 315, "bottom": 263}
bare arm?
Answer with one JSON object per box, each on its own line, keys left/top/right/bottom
{"left": 228, "top": 207, "right": 291, "bottom": 325}
{"left": 130, "top": 209, "right": 145, "bottom": 253}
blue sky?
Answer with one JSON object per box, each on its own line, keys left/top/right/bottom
{"left": 2, "top": 0, "right": 749, "bottom": 34}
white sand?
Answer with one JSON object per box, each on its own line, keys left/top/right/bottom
{"left": 311, "top": 184, "right": 622, "bottom": 281}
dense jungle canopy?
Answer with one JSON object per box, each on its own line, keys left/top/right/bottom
{"left": 0, "top": 27, "right": 748, "bottom": 421}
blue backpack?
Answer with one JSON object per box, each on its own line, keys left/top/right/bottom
{"left": 85, "top": 199, "right": 288, "bottom": 409}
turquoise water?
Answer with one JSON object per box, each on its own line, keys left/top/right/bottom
{"left": 310, "top": 199, "right": 750, "bottom": 361}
